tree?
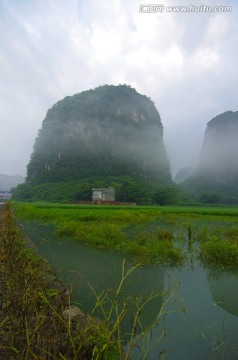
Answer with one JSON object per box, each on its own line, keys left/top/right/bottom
{"left": 153, "top": 186, "right": 179, "bottom": 205}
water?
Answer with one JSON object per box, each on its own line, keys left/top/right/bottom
{"left": 23, "top": 221, "right": 238, "bottom": 359}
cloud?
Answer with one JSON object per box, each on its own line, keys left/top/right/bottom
{"left": 0, "top": 0, "right": 237, "bottom": 176}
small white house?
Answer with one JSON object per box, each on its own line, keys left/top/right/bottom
{"left": 92, "top": 187, "right": 115, "bottom": 202}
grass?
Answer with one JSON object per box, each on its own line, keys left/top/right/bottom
{"left": 12, "top": 201, "right": 238, "bottom": 268}
{"left": 13, "top": 202, "right": 187, "bottom": 265}
{"left": 196, "top": 226, "right": 238, "bottom": 267}
{"left": 200, "top": 238, "right": 238, "bottom": 267}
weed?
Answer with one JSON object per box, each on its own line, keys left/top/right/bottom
{"left": 200, "top": 237, "right": 238, "bottom": 267}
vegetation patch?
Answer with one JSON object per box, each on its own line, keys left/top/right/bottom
{"left": 14, "top": 202, "right": 185, "bottom": 265}
{"left": 13, "top": 202, "right": 238, "bottom": 268}
{"left": 200, "top": 237, "right": 238, "bottom": 267}
{"left": 197, "top": 226, "right": 238, "bottom": 267}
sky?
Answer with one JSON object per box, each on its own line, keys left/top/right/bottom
{"left": 0, "top": 0, "right": 237, "bottom": 178}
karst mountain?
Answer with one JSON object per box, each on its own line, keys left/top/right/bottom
{"left": 182, "top": 111, "right": 238, "bottom": 203}
{"left": 14, "top": 85, "right": 172, "bottom": 203}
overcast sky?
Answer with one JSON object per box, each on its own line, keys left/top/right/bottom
{"left": 0, "top": 0, "right": 237, "bottom": 177}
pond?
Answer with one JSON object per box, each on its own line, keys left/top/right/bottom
{"left": 22, "top": 221, "right": 238, "bottom": 360}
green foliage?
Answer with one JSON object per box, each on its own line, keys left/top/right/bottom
{"left": 200, "top": 237, "right": 238, "bottom": 267}
{"left": 13, "top": 179, "right": 95, "bottom": 203}
{"left": 152, "top": 185, "right": 181, "bottom": 205}
{"left": 119, "top": 180, "right": 142, "bottom": 203}
{"left": 12, "top": 176, "right": 179, "bottom": 205}
{"left": 199, "top": 193, "right": 223, "bottom": 204}
{"left": 195, "top": 223, "right": 238, "bottom": 267}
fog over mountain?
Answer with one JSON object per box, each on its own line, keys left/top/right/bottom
{"left": 174, "top": 167, "right": 195, "bottom": 184}
{"left": 26, "top": 85, "right": 171, "bottom": 185}
{"left": 181, "top": 111, "right": 238, "bottom": 203}
{"left": 199, "top": 111, "right": 238, "bottom": 177}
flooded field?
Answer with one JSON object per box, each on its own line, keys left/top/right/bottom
{"left": 21, "top": 210, "right": 238, "bottom": 360}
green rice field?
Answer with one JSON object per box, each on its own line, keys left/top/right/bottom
{"left": 13, "top": 202, "right": 238, "bottom": 267}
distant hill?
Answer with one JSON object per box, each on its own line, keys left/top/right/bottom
{"left": 174, "top": 167, "right": 195, "bottom": 184}
{"left": 13, "top": 85, "right": 173, "bottom": 204}
{"left": 181, "top": 111, "right": 238, "bottom": 203}
{"left": 0, "top": 174, "right": 24, "bottom": 191}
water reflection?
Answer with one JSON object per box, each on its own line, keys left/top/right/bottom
{"left": 207, "top": 267, "right": 238, "bottom": 317}
{"left": 22, "top": 221, "right": 238, "bottom": 360}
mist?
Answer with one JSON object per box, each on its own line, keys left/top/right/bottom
{"left": 177, "top": 111, "right": 238, "bottom": 204}
{"left": 0, "top": 0, "right": 238, "bottom": 177}
{"left": 199, "top": 111, "right": 238, "bottom": 177}
{"left": 25, "top": 85, "right": 172, "bottom": 188}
